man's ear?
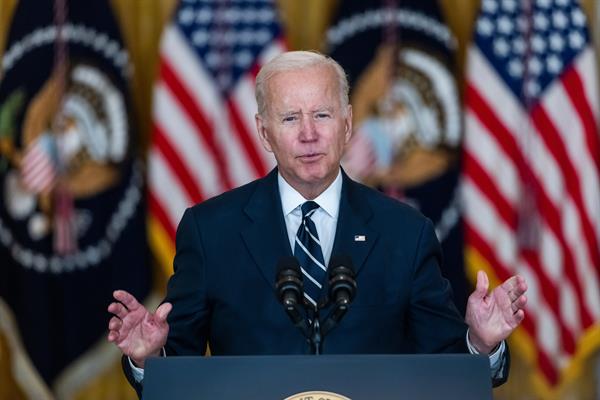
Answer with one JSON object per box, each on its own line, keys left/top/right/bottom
{"left": 255, "top": 114, "right": 273, "bottom": 153}
{"left": 344, "top": 104, "right": 353, "bottom": 144}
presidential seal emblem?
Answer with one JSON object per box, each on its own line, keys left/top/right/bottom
{"left": 0, "top": 22, "right": 143, "bottom": 273}
{"left": 284, "top": 390, "right": 351, "bottom": 400}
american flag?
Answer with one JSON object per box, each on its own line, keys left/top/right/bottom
{"left": 462, "top": 0, "right": 600, "bottom": 395}
{"left": 53, "top": 184, "right": 77, "bottom": 255}
{"left": 20, "top": 133, "right": 57, "bottom": 193}
{"left": 148, "top": 0, "right": 284, "bottom": 273}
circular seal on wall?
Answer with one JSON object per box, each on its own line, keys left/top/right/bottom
{"left": 0, "top": 20, "right": 143, "bottom": 274}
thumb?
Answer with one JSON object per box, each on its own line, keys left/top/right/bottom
{"left": 473, "top": 270, "right": 489, "bottom": 300}
{"left": 155, "top": 302, "right": 172, "bottom": 322}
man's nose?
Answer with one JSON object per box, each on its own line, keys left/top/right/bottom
{"left": 299, "top": 115, "right": 317, "bottom": 141}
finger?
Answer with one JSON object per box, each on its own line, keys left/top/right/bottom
{"left": 511, "top": 295, "right": 527, "bottom": 313}
{"left": 516, "top": 276, "right": 528, "bottom": 295}
{"left": 155, "top": 302, "right": 172, "bottom": 323}
{"left": 108, "top": 316, "right": 122, "bottom": 331}
{"left": 502, "top": 275, "right": 528, "bottom": 302}
{"left": 510, "top": 275, "right": 528, "bottom": 294}
{"left": 501, "top": 275, "right": 519, "bottom": 295}
{"left": 113, "top": 290, "right": 142, "bottom": 311}
{"left": 107, "top": 302, "right": 129, "bottom": 319}
{"left": 107, "top": 330, "right": 119, "bottom": 342}
{"left": 108, "top": 302, "right": 129, "bottom": 319}
{"left": 512, "top": 309, "right": 525, "bottom": 326}
{"left": 473, "top": 270, "right": 489, "bottom": 299}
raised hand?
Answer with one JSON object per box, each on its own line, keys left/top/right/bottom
{"left": 107, "top": 290, "right": 172, "bottom": 368}
{"left": 465, "top": 271, "right": 528, "bottom": 354}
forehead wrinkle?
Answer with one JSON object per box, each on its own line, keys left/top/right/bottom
{"left": 265, "top": 67, "right": 341, "bottom": 108}
{"left": 277, "top": 106, "right": 335, "bottom": 115}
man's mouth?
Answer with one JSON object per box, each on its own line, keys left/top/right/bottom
{"left": 298, "top": 153, "right": 323, "bottom": 162}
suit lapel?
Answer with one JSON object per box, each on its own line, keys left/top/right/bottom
{"left": 241, "top": 169, "right": 293, "bottom": 287}
{"left": 242, "top": 169, "right": 378, "bottom": 285}
{"left": 331, "top": 172, "right": 378, "bottom": 276}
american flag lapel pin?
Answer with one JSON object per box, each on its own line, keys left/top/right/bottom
{"left": 354, "top": 235, "right": 366, "bottom": 242}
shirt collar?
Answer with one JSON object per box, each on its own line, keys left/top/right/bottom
{"left": 278, "top": 169, "right": 342, "bottom": 219}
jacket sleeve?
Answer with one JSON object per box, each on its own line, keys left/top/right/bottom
{"left": 163, "top": 207, "right": 210, "bottom": 357}
{"left": 406, "top": 218, "right": 510, "bottom": 386}
{"left": 121, "top": 207, "right": 211, "bottom": 398}
{"left": 407, "top": 218, "right": 468, "bottom": 354}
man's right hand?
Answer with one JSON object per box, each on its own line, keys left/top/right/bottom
{"left": 107, "top": 290, "right": 172, "bottom": 368}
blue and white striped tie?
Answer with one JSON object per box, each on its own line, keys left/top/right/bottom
{"left": 294, "top": 201, "right": 327, "bottom": 310}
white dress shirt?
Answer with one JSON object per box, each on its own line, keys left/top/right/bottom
{"left": 278, "top": 169, "right": 342, "bottom": 265}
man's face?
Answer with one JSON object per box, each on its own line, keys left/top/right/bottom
{"left": 256, "top": 64, "right": 352, "bottom": 199}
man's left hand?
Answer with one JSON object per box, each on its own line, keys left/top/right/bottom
{"left": 465, "top": 270, "right": 528, "bottom": 354}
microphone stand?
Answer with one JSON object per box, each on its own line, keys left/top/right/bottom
{"left": 310, "top": 310, "right": 322, "bottom": 355}
{"left": 291, "top": 296, "right": 349, "bottom": 354}
{"left": 282, "top": 299, "right": 312, "bottom": 342}
{"left": 320, "top": 301, "right": 350, "bottom": 338}
{"left": 276, "top": 255, "right": 356, "bottom": 355}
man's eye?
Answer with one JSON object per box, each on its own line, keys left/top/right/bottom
{"left": 282, "top": 116, "right": 297, "bottom": 123}
{"left": 315, "top": 113, "right": 331, "bottom": 119}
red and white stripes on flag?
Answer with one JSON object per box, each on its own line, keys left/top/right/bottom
{"left": 462, "top": 0, "right": 600, "bottom": 394}
{"left": 148, "top": 1, "right": 284, "bottom": 273}
{"left": 53, "top": 184, "right": 77, "bottom": 255}
{"left": 20, "top": 134, "right": 57, "bottom": 193}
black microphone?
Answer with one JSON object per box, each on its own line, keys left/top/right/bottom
{"left": 276, "top": 256, "right": 303, "bottom": 308}
{"left": 327, "top": 255, "right": 357, "bottom": 307}
{"left": 275, "top": 256, "right": 311, "bottom": 340}
{"left": 322, "top": 255, "right": 357, "bottom": 338}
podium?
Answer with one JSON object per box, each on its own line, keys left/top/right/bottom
{"left": 143, "top": 354, "right": 492, "bottom": 399}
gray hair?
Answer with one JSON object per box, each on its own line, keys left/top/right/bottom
{"left": 255, "top": 51, "right": 349, "bottom": 117}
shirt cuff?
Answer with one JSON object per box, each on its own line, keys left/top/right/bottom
{"left": 128, "top": 348, "right": 166, "bottom": 383}
{"left": 466, "top": 329, "right": 505, "bottom": 374}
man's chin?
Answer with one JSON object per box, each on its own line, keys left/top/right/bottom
{"left": 297, "top": 168, "right": 327, "bottom": 182}
{"left": 301, "top": 170, "right": 338, "bottom": 187}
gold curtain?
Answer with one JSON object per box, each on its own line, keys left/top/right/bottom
{"left": 0, "top": 0, "right": 598, "bottom": 398}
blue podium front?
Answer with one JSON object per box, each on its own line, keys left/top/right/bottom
{"left": 143, "top": 354, "right": 492, "bottom": 399}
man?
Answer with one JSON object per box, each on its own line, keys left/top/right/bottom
{"left": 108, "top": 51, "right": 527, "bottom": 396}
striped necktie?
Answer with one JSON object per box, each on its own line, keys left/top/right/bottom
{"left": 294, "top": 201, "right": 327, "bottom": 310}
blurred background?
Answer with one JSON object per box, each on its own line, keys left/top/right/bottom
{"left": 0, "top": 0, "right": 598, "bottom": 398}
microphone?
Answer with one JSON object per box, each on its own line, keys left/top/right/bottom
{"left": 275, "top": 256, "right": 311, "bottom": 340}
{"left": 275, "top": 256, "right": 303, "bottom": 309}
{"left": 328, "top": 255, "right": 357, "bottom": 307}
{"left": 322, "top": 255, "right": 357, "bottom": 337}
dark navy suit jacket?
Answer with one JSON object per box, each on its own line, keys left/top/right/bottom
{"left": 124, "top": 168, "right": 508, "bottom": 395}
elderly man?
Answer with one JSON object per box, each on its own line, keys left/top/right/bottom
{"left": 108, "top": 51, "right": 527, "bottom": 396}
